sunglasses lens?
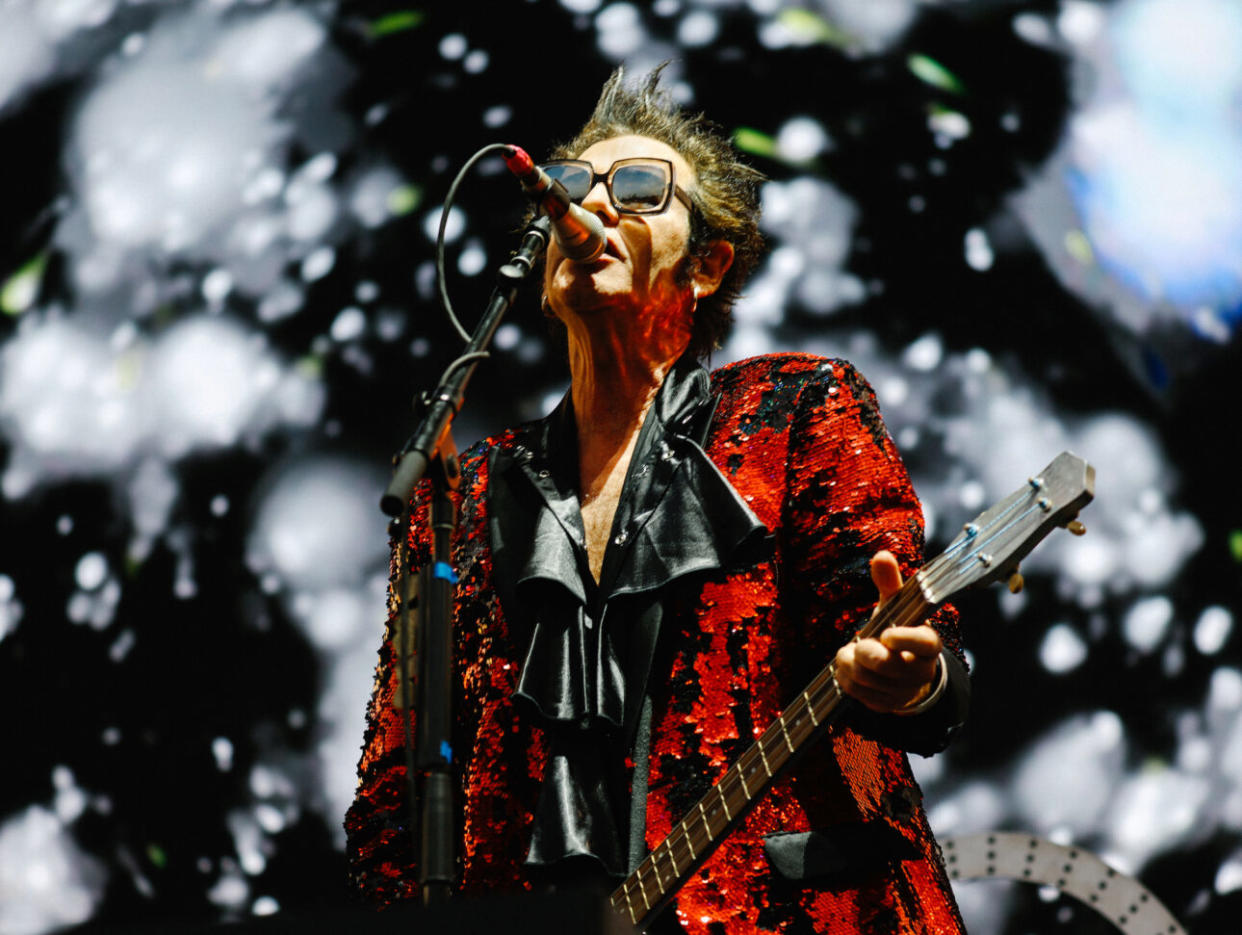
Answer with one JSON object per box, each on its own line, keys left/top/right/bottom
{"left": 542, "top": 163, "right": 591, "bottom": 201}
{"left": 611, "top": 163, "right": 669, "bottom": 211}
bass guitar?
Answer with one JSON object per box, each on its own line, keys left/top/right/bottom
{"left": 609, "top": 450, "right": 1095, "bottom": 931}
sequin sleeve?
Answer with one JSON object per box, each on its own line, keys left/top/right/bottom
{"left": 343, "top": 481, "right": 434, "bottom": 906}
{"left": 780, "top": 359, "right": 966, "bottom": 754}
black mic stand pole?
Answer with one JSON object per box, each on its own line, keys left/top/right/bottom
{"left": 381, "top": 216, "right": 551, "bottom": 907}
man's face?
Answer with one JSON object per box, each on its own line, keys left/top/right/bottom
{"left": 543, "top": 134, "right": 697, "bottom": 330}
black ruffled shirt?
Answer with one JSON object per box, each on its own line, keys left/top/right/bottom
{"left": 486, "top": 356, "right": 770, "bottom": 876}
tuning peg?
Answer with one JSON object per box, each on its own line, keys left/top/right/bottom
{"left": 1066, "top": 520, "right": 1086, "bottom": 536}
{"left": 1007, "top": 570, "right": 1024, "bottom": 594}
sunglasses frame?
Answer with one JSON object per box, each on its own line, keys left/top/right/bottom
{"left": 539, "top": 157, "right": 694, "bottom": 215}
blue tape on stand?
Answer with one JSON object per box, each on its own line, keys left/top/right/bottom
{"left": 440, "top": 741, "right": 453, "bottom": 763}
{"left": 433, "top": 561, "right": 458, "bottom": 583}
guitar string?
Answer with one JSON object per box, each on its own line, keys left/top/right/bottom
{"left": 615, "top": 494, "right": 1053, "bottom": 911}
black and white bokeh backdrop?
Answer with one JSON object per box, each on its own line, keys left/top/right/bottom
{"left": 0, "top": 1, "right": 1239, "bottom": 932}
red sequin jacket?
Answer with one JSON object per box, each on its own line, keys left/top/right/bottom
{"left": 346, "top": 353, "right": 967, "bottom": 933}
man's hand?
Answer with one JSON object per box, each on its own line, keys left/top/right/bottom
{"left": 833, "top": 550, "right": 943, "bottom": 714}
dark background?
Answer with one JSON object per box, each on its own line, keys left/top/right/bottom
{"left": 0, "top": 1, "right": 1238, "bottom": 932}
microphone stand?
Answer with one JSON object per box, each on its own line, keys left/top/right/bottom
{"left": 381, "top": 215, "right": 551, "bottom": 906}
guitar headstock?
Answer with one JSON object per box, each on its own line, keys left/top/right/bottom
{"left": 920, "top": 451, "right": 1095, "bottom": 603}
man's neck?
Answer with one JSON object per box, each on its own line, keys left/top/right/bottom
{"left": 564, "top": 314, "right": 689, "bottom": 468}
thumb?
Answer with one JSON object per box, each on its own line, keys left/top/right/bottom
{"left": 870, "top": 550, "right": 904, "bottom": 605}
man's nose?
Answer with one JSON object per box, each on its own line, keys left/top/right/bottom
{"left": 579, "top": 179, "right": 619, "bottom": 223}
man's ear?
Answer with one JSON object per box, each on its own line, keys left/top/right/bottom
{"left": 691, "top": 240, "right": 735, "bottom": 298}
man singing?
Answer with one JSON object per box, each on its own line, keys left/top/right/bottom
{"left": 347, "top": 67, "right": 969, "bottom": 933}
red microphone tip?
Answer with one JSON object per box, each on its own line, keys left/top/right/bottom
{"left": 502, "top": 144, "right": 534, "bottom": 176}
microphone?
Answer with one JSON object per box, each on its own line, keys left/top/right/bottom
{"left": 502, "top": 145, "right": 606, "bottom": 262}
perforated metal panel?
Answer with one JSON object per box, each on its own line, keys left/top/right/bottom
{"left": 942, "top": 833, "right": 1185, "bottom": 935}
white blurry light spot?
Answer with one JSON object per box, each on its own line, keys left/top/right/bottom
{"left": 108, "top": 628, "right": 135, "bottom": 662}
{"left": 816, "top": 0, "right": 919, "bottom": 52}
{"left": 57, "top": 515, "right": 74, "bottom": 535}
{"left": 1058, "top": 1, "right": 1105, "bottom": 45}
{"left": 1067, "top": 108, "right": 1242, "bottom": 309}
{"left": 300, "top": 152, "right": 337, "bottom": 185}
{"left": 213, "top": 737, "right": 234, "bottom": 772}
{"left": 0, "top": 574, "right": 13, "bottom": 601}
{"left": 242, "top": 166, "right": 284, "bottom": 205}
{"left": 483, "top": 105, "right": 511, "bottom": 128}
{"left": 516, "top": 337, "right": 544, "bottom": 365}
{"left": 1013, "top": 711, "right": 1125, "bottom": 835}
{"left": 208, "top": 871, "right": 248, "bottom": 909}
{"left": 375, "top": 309, "right": 405, "bottom": 342}
{"left": 494, "top": 323, "right": 521, "bottom": 351}
{"left": 1216, "top": 852, "right": 1242, "bottom": 895}
{"left": 0, "top": 806, "right": 106, "bottom": 933}
{"left": 1190, "top": 305, "right": 1232, "bottom": 344}
{"left": 463, "top": 50, "right": 489, "bottom": 74}
{"left": 1013, "top": 12, "right": 1054, "bottom": 46}
{"left": 458, "top": 240, "right": 487, "bottom": 277}
{"left": 1208, "top": 667, "right": 1242, "bottom": 711}
{"left": 350, "top": 166, "right": 406, "bottom": 228}
{"left": 928, "top": 109, "right": 971, "bottom": 140}
{"left": 102, "top": 727, "right": 121, "bottom": 745}
{"left": 1107, "top": 768, "right": 1210, "bottom": 866}
{"left": 211, "top": 495, "right": 230, "bottom": 517}
{"left": 300, "top": 246, "right": 336, "bottom": 282}
{"left": 252, "top": 895, "right": 279, "bottom": 916}
{"left": 247, "top": 457, "right": 388, "bottom": 592}
{"left": 964, "top": 228, "right": 994, "bottom": 271}
{"left": 258, "top": 281, "right": 303, "bottom": 322}
{"left": 249, "top": 764, "right": 295, "bottom": 800}
{"left": 776, "top": 117, "right": 828, "bottom": 163}
{"left": 75, "top": 552, "right": 108, "bottom": 591}
{"left": 211, "top": 9, "right": 325, "bottom": 88}
{"left": 286, "top": 184, "right": 338, "bottom": 242}
{"left": 562, "top": 0, "right": 601, "bottom": 10}
{"left": 595, "top": 3, "right": 645, "bottom": 60}
{"left": 254, "top": 804, "right": 285, "bottom": 834}
{"left": 150, "top": 317, "right": 281, "bottom": 453}
{"left": 291, "top": 588, "right": 372, "bottom": 650}
{"left": 1041, "top": 623, "right": 1088, "bottom": 673}
{"left": 958, "top": 480, "right": 985, "bottom": 511}
{"left": 424, "top": 205, "right": 465, "bottom": 244}
{"left": 355, "top": 280, "right": 379, "bottom": 303}
{"left": 925, "top": 781, "right": 1007, "bottom": 837}
{"left": 1194, "top": 605, "right": 1232, "bottom": 655}
{"left": 1123, "top": 595, "right": 1173, "bottom": 652}
{"left": 879, "top": 376, "right": 908, "bottom": 407}
{"left": 678, "top": 10, "right": 718, "bottom": 47}
{"left": 330, "top": 306, "right": 366, "bottom": 342}
{"left": 1113, "top": 0, "right": 1242, "bottom": 108}
{"left": 202, "top": 268, "right": 233, "bottom": 305}
{"left": 902, "top": 332, "right": 942, "bottom": 371}
{"left": 439, "top": 33, "right": 467, "bottom": 59}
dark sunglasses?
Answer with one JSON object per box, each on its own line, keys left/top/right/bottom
{"left": 539, "top": 158, "right": 693, "bottom": 215}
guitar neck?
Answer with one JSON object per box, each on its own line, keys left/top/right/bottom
{"left": 609, "top": 569, "right": 941, "bottom": 930}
